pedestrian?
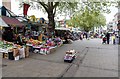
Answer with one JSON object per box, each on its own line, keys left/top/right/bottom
{"left": 16, "top": 34, "right": 23, "bottom": 45}
{"left": 79, "top": 33, "right": 83, "bottom": 40}
{"left": 25, "top": 30, "right": 31, "bottom": 39}
{"left": 2, "top": 29, "right": 14, "bottom": 42}
{"left": 112, "top": 34, "right": 115, "bottom": 44}
{"left": 64, "top": 32, "right": 68, "bottom": 44}
{"left": 115, "top": 36, "right": 119, "bottom": 44}
{"left": 106, "top": 32, "right": 110, "bottom": 44}
{"left": 84, "top": 32, "right": 88, "bottom": 39}
{"left": 13, "top": 34, "right": 18, "bottom": 44}
{"left": 34, "top": 31, "right": 39, "bottom": 40}
{"left": 102, "top": 35, "right": 107, "bottom": 44}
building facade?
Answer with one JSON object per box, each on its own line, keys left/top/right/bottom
{"left": 2, "top": 0, "right": 11, "bottom": 10}
{"left": 113, "top": 13, "right": 120, "bottom": 31}
{"left": 107, "top": 12, "right": 120, "bottom": 34}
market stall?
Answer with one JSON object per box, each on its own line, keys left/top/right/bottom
{"left": 0, "top": 34, "right": 64, "bottom": 61}
{"left": 0, "top": 41, "right": 29, "bottom": 60}
{"left": 0, "top": 16, "right": 28, "bottom": 61}
{"left": 2, "top": 16, "right": 25, "bottom": 34}
{"left": 0, "top": 6, "right": 64, "bottom": 61}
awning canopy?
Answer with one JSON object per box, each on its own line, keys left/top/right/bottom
{"left": 0, "top": 17, "right": 9, "bottom": 27}
{"left": 2, "top": 16, "right": 24, "bottom": 27}
{"left": 55, "top": 27, "right": 70, "bottom": 31}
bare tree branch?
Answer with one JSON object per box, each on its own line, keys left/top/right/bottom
{"left": 53, "top": 7, "right": 56, "bottom": 15}
{"left": 51, "top": 2, "right": 53, "bottom": 8}
{"left": 31, "top": 0, "right": 48, "bottom": 12}
{"left": 48, "top": 2, "right": 50, "bottom": 8}
{"left": 38, "top": 2, "right": 48, "bottom": 13}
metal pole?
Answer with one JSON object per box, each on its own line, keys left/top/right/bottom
{"left": 118, "top": 2, "right": 120, "bottom": 44}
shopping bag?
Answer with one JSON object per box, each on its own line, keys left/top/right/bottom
{"left": 19, "top": 48, "right": 25, "bottom": 58}
{"left": 14, "top": 55, "right": 20, "bottom": 61}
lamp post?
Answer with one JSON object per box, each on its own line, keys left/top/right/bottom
{"left": 118, "top": 21, "right": 120, "bottom": 44}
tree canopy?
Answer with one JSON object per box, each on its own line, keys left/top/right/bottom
{"left": 66, "top": 8, "right": 106, "bottom": 32}
{"left": 20, "top": 0, "right": 117, "bottom": 33}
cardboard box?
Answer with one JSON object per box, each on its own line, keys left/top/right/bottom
{"left": 3, "top": 53, "right": 8, "bottom": 59}
{"left": 49, "top": 48, "right": 56, "bottom": 54}
{"left": 13, "top": 48, "right": 20, "bottom": 57}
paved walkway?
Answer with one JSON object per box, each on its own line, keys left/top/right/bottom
{"left": 75, "top": 39, "right": 118, "bottom": 77}
{"left": 1, "top": 38, "right": 119, "bottom": 77}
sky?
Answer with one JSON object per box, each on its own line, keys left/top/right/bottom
{"left": 0, "top": 0, "right": 118, "bottom": 24}
{"left": 103, "top": 6, "right": 118, "bottom": 23}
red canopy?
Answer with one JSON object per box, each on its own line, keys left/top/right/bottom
{"left": 2, "top": 16, "right": 24, "bottom": 27}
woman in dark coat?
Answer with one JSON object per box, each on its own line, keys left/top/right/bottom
{"left": 106, "top": 32, "right": 110, "bottom": 44}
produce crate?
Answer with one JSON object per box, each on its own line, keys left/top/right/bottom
{"left": 3, "top": 53, "right": 8, "bottom": 59}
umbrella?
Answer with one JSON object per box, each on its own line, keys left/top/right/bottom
{"left": 0, "top": 17, "right": 9, "bottom": 27}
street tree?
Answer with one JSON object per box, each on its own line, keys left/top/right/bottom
{"left": 20, "top": 0, "right": 78, "bottom": 33}
{"left": 20, "top": 0, "right": 117, "bottom": 32}
{"left": 66, "top": 1, "right": 114, "bottom": 32}
{"left": 67, "top": 9, "right": 106, "bottom": 32}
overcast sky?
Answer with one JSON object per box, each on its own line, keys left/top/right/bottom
{"left": 0, "top": 0, "right": 118, "bottom": 24}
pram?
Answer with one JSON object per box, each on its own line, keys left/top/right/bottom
{"left": 102, "top": 37, "right": 106, "bottom": 44}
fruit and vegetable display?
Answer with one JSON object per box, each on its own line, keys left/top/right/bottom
{"left": 0, "top": 35, "right": 64, "bottom": 61}
{"left": 27, "top": 38, "right": 42, "bottom": 45}
{"left": 0, "top": 41, "right": 28, "bottom": 60}
{"left": 26, "top": 37, "right": 63, "bottom": 55}
{"left": 0, "top": 41, "right": 14, "bottom": 49}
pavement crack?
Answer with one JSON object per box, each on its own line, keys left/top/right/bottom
{"left": 58, "top": 47, "right": 89, "bottom": 78}
{"left": 1, "top": 64, "right": 7, "bottom": 67}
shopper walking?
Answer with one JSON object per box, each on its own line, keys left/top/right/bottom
{"left": 106, "top": 32, "right": 110, "bottom": 44}
{"left": 115, "top": 36, "right": 119, "bottom": 44}
{"left": 112, "top": 34, "right": 115, "bottom": 44}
